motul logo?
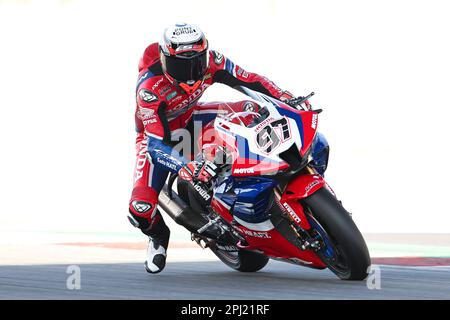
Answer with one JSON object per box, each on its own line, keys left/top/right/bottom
{"left": 233, "top": 168, "right": 255, "bottom": 174}
{"left": 311, "top": 114, "right": 318, "bottom": 129}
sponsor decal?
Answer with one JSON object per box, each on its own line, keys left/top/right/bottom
{"left": 254, "top": 117, "right": 276, "bottom": 132}
{"left": 263, "top": 77, "right": 282, "bottom": 93}
{"left": 194, "top": 183, "right": 211, "bottom": 201}
{"left": 236, "top": 227, "right": 271, "bottom": 239}
{"left": 132, "top": 201, "right": 152, "bottom": 214}
{"left": 282, "top": 202, "right": 302, "bottom": 224}
{"left": 243, "top": 101, "right": 255, "bottom": 112}
{"left": 154, "top": 150, "right": 185, "bottom": 167}
{"left": 139, "top": 107, "right": 154, "bottom": 120}
{"left": 236, "top": 67, "right": 249, "bottom": 79}
{"left": 158, "top": 85, "right": 171, "bottom": 96}
{"left": 166, "top": 91, "right": 178, "bottom": 101}
{"left": 136, "top": 71, "right": 152, "bottom": 89}
{"left": 177, "top": 44, "right": 198, "bottom": 51}
{"left": 311, "top": 113, "right": 318, "bottom": 129}
{"left": 173, "top": 26, "right": 196, "bottom": 36}
{"left": 134, "top": 140, "right": 148, "bottom": 182}
{"left": 233, "top": 168, "right": 255, "bottom": 174}
{"left": 138, "top": 89, "right": 158, "bottom": 103}
{"left": 178, "top": 167, "right": 193, "bottom": 182}
{"left": 167, "top": 83, "right": 208, "bottom": 118}
{"left": 138, "top": 72, "right": 148, "bottom": 84}
{"left": 216, "top": 244, "right": 238, "bottom": 251}
{"left": 213, "top": 51, "right": 224, "bottom": 65}
{"left": 305, "top": 180, "right": 320, "bottom": 193}
{"left": 143, "top": 118, "right": 157, "bottom": 125}
{"left": 151, "top": 78, "right": 163, "bottom": 90}
{"left": 156, "top": 158, "right": 177, "bottom": 171}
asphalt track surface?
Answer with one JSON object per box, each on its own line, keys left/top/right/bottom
{"left": 1, "top": 260, "right": 449, "bottom": 299}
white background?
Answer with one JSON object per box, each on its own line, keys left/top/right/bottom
{"left": 0, "top": 0, "right": 449, "bottom": 237}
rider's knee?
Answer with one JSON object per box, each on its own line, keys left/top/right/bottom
{"left": 128, "top": 199, "right": 158, "bottom": 229}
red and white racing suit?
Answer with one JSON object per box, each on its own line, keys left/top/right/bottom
{"left": 128, "top": 43, "right": 293, "bottom": 238}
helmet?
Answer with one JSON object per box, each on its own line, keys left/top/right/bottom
{"left": 159, "top": 23, "right": 209, "bottom": 94}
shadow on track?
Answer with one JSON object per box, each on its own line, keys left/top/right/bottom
{"left": 1, "top": 260, "right": 449, "bottom": 299}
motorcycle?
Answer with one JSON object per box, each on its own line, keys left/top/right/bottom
{"left": 157, "top": 87, "right": 371, "bottom": 280}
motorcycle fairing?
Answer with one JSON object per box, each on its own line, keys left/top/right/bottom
{"left": 213, "top": 176, "right": 277, "bottom": 224}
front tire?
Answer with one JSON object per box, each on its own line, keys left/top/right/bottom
{"left": 211, "top": 248, "right": 269, "bottom": 272}
{"left": 302, "top": 188, "right": 371, "bottom": 280}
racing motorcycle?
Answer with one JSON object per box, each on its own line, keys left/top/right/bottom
{"left": 158, "top": 87, "right": 371, "bottom": 280}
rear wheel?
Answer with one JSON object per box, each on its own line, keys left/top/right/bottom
{"left": 210, "top": 248, "right": 269, "bottom": 272}
{"left": 302, "top": 188, "right": 371, "bottom": 280}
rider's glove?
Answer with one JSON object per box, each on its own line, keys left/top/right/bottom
{"left": 279, "top": 91, "right": 295, "bottom": 103}
{"left": 280, "top": 91, "right": 307, "bottom": 108}
{"left": 178, "top": 160, "right": 218, "bottom": 184}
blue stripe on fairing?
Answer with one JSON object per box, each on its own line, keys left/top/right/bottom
{"left": 264, "top": 96, "right": 305, "bottom": 147}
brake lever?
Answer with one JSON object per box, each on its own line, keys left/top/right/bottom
{"left": 287, "top": 92, "right": 315, "bottom": 110}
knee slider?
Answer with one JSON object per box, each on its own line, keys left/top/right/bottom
{"left": 128, "top": 200, "right": 156, "bottom": 230}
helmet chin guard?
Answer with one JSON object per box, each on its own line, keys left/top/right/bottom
{"left": 179, "top": 80, "right": 202, "bottom": 95}
{"left": 161, "top": 66, "right": 205, "bottom": 95}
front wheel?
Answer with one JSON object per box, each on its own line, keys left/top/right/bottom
{"left": 302, "top": 188, "right": 371, "bottom": 280}
{"left": 210, "top": 248, "right": 269, "bottom": 272}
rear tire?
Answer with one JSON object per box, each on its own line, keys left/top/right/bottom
{"left": 211, "top": 248, "right": 269, "bottom": 272}
{"left": 302, "top": 188, "right": 371, "bottom": 280}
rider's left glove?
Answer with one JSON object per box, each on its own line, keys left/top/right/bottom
{"left": 178, "top": 160, "right": 218, "bottom": 184}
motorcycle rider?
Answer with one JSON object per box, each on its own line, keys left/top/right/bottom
{"left": 128, "top": 22, "right": 328, "bottom": 274}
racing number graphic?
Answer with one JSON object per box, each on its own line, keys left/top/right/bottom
{"left": 256, "top": 118, "right": 291, "bottom": 154}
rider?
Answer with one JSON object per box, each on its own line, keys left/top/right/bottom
{"left": 129, "top": 22, "right": 326, "bottom": 274}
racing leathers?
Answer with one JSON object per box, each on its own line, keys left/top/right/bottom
{"left": 128, "top": 43, "right": 294, "bottom": 243}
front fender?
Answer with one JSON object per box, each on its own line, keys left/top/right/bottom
{"left": 278, "top": 174, "right": 326, "bottom": 231}
{"left": 283, "top": 174, "right": 325, "bottom": 200}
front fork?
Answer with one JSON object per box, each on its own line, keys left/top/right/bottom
{"left": 274, "top": 165, "right": 327, "bottom": 252}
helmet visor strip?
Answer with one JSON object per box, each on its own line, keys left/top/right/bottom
{"left": 163, "top": 51, "right": 208, "bottom": 82}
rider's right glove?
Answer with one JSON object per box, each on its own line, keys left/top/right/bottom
{"left": 279, "top": 91, "right": 296, "bottom": 104}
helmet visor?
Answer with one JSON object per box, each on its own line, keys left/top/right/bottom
{"left": 162, "top": 51, "right": 208, "bottom": 82}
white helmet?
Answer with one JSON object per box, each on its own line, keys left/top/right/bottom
{"left": 159, "top": 23, "right": 209, "bottom": 94}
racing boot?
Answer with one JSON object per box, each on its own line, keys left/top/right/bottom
{"left": 144, "top": 218, "right": 171, "bottom": 274}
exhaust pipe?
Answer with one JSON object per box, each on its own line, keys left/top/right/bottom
{"left": 158, "top": 184, "right": 215, "bottom": 236}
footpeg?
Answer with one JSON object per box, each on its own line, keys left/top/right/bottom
{"left": 191, "top": 234, "right": 216, "bottom": 249}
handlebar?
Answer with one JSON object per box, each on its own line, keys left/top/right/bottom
{"left": 286, "top": 91, "right": 315, "bottom": 110}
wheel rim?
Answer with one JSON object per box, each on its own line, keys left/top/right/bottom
{"left": 215, "top": 249, "right": 240, "bottom": 266}
{"left": 306, "top": 212, "right": 351, "bottom": 277}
